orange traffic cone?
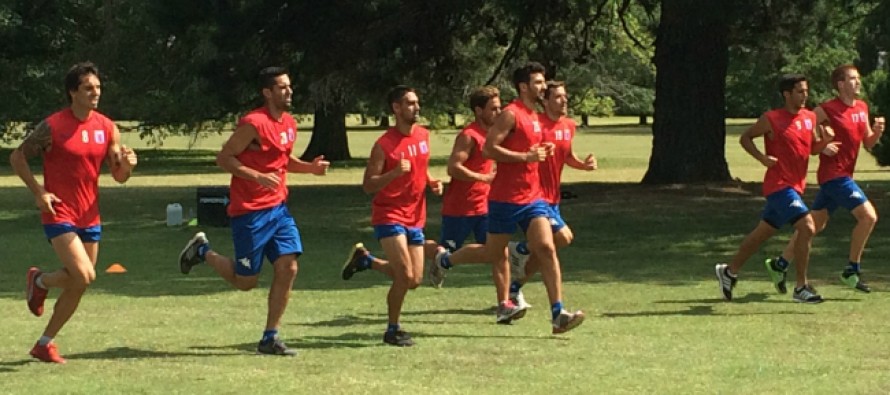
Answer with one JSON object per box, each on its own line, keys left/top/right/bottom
{"left": 105, "top": 263, "right": 127, "bottom": 274}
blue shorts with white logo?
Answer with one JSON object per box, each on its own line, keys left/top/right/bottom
{"left": 488, "top": 199, "right": 551, "bottom": 234}
{"left": 812, "top": 176, "right": 868, "bottom": 213}
{"left": 439, "top": 215, "right": 488, "bottom": 251}
{"left": 43, "top": 223, "right": 101, "bottom": 242}
{"left": 547, "top": 204, "right": 567, "bottom": 233}
{"left": 231, "top": 204, "right": 302, "bottom": 276}
{"left": 761, "top": 188, "right": 810, "bottom": 229}
{"left": 374, "top": 224, "right": 426, "bottom": 245}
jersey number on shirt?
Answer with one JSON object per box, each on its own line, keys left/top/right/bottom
{"left": 81, "top": 130, "right": 106, "bottom": 144}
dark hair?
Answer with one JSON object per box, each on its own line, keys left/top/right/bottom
{"left": 468, "top": 86, "right": 499, "bottom": 111}
{"left": 830, "top": 64, "right": 858, "bottom": 91}
{"left": 386, "top": 85, "right": 415, "bottom": 114}
{"left": 778, "top": 74, "right": 807, "bottom": 94}
{"left": 259, "top": 67, "right": 288, "bottom": 90}
{"left": 65, "top": 62, "right": 100, "bottom": 103}
{"left": 544, "top": 80, "right": 566, "bottom": 99}
{"left": 512, "top": 61, "right": 546, "bottom": 94}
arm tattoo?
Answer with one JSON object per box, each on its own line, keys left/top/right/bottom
{"left": 20, "top": 120, "right": 52, "bottom": 157}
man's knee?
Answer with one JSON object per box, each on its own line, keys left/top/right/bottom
{"left": 234, "top": 276, "right": 259, "bottom": 291}
{"left": 275, "top": 259, "right": 299, "bottom": 279}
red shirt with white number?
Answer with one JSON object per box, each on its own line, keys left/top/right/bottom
{"left": 762, "top": 108, "right": 816, "bottom": 196}
{"left": 371, "top": 126, "right": 431, "bottom": 228}
{"left": 41, "top": 108, "right": 114, "bottom": 227}
{"left": 539, "top": 115, "right": 576, "bottom": 205}
{"left": 817, "top": 98, "right": 870, "bottom": 184}
{"left": 228, "top": 107, "right": 297, "bottom": 217}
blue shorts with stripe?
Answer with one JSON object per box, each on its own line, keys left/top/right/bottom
{"left": 761, "top": 188, "right": 810, "bottom": 229}
{"left": 812, "top": 176, "right": 868, "bottom": 214}
{"left": 231, "top": 204, "right": 302, "bottom": 276}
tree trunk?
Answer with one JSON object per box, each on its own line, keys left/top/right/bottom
{"left": 642, "top": 0, "right": 732, "bottom": 184}
{"left": 638, "top": 115, "right": 648, "bottom": 125}
{"left": 581, "top": 114, "right": 589, "bottom": 126}
{"left": 301, "top": 101, "right": 351, "bottom": 161}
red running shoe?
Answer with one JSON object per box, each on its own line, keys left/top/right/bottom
{"left": 30, "top": 342, "right": 66, "bottom": 364}
{"left": 26, "top": 267, "right": 48, "bottom": 317}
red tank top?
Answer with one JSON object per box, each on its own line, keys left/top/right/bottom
{"left": 228, "top": 107, "right": 297, "bottom": 217}
{"left": 488, "top": 100, "right": 543, "bottom": 204}
{"left": 371, "top": 126, "right": 431, "bottom": 228}
{"left": 442, "top": 122, "right": 492, "bottom": 216}
{"left": 41, "top": 108, "right": 113, "bottom": 227}
{"left": 762, "top": 108, "right": 816, "bottom": 196}
{"left": 816, "top": 98, "right": 869, "bottom": 184}
{"left": 539, "top": 116, "right": 576, "bottom": 205}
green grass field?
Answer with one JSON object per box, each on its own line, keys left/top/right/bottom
{"left": 2, "top": 122, "right": 890, "bottom": 394}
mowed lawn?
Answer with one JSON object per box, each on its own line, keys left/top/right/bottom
{"left": 1, "top": 122, "right": 890, "bottom": 394}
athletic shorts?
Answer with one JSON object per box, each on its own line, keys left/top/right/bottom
{"left": 43, "top": 223, "right": 101, "bottom": 242}
{"left": 812, "top": 176, "right": 868, "bottom": 213}
{"left": 439, "top": 215, "right": 488, "bottom": 251}
{"left": 761, "top": 188, "right": 810, "bottom": 229}
{"left": 231, "top": 204, "right": 302, "bottom": 276}
{"left": 374, "top": 224, "right": 425, "bottom": 245}
{"left": 547, "top": 204, "right": 567, "bottom": 233}
{"left": 487, "top": 199, "right": 551, "bottom": 234}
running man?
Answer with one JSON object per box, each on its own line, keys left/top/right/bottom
{"left": 11, "top": 62, "right": 138, "bottom": 363}
{"left": 179, "top": 67, "right": 329, "bottom": 356}
{"left": 421, "top": 86, "right": 500, "bottom": 288}
{"left": 770, "top": 64, "right": 885, "bottom": 293}
{"left": 507, "top": 81, "right": 597, "bottom": 309}
{"left": 483, "top": 62, "right": 584, "bottom": 333}
{"left": 342, "top": 85, "right": 443, "bottom": 347}
{"left": 715, "top": 74, "right": 833, "bottom": 303}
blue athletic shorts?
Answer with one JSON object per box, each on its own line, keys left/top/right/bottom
{"left": 547, "top": 204, "right": 567, "bottom": 233}
{"left": 812, "top": 176, "right": 868, "bottom": 213}
{"left": 374, "top": 224, "right": 425, "bottom": 245}
{"left": 43, "top": 223, "right": 101, "bottom": 242}
{"left": 488, "top": 199, "right": 551, "bottom": 234}
{"left": 231, "top": 204, "right": 302, "bottom": 276}
{"left": 761, "top": 188, "right": 810, "bottom": 229}
{"left": 439, "top": 215, "right": 488, "bottom": 251}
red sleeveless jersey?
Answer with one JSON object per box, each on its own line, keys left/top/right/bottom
{"left": 488, "top": 100, "right": 543, "bottom": 204}
{"left": 371, "top": 126, "right": 431, "bottom": 228}
{"left": 539, "top": 115, "right": 576, "bottom": 204}
{"left": 816, "top": 98, "right": 869, "bottom": 184}
{"left": 41, "top": 109, "right": 114, "bottom": 226}
{"left": 762, "top": 108, "right": 816, "bottom": 196}
{"left": 228, "top": 107, "right": 297, "bottom": 217}
{"left": 441, "top": 122, "right": 492, "bottom": 216}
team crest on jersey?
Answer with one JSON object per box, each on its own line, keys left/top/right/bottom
{"left": 287, "top": 128, "right": 295, "bottom": 142}
{"left": 533, "top": 121, "right": 541, "bottom": 133}
{"left": 803, "top": 119, "right": 812, "bottom": 130}
{"left": 419, "top": 141, "right": 429, "bottom": 154}
{"left": 94, "top": 130, "right": 106, "bottom": 144}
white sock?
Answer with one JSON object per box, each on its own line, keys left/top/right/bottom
{"left": 35, "top": 275, "right": 46, "bottom": 289}
{"left": 38, "top": 336, "right": 53, "bottom": 346}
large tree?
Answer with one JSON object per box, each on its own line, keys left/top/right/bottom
{"left": 641, "top": 0, "right": 732, "bottom": 184}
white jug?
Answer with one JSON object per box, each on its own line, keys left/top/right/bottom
{"left": 166, "top": 203, "right": 183, "bottom": 227}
